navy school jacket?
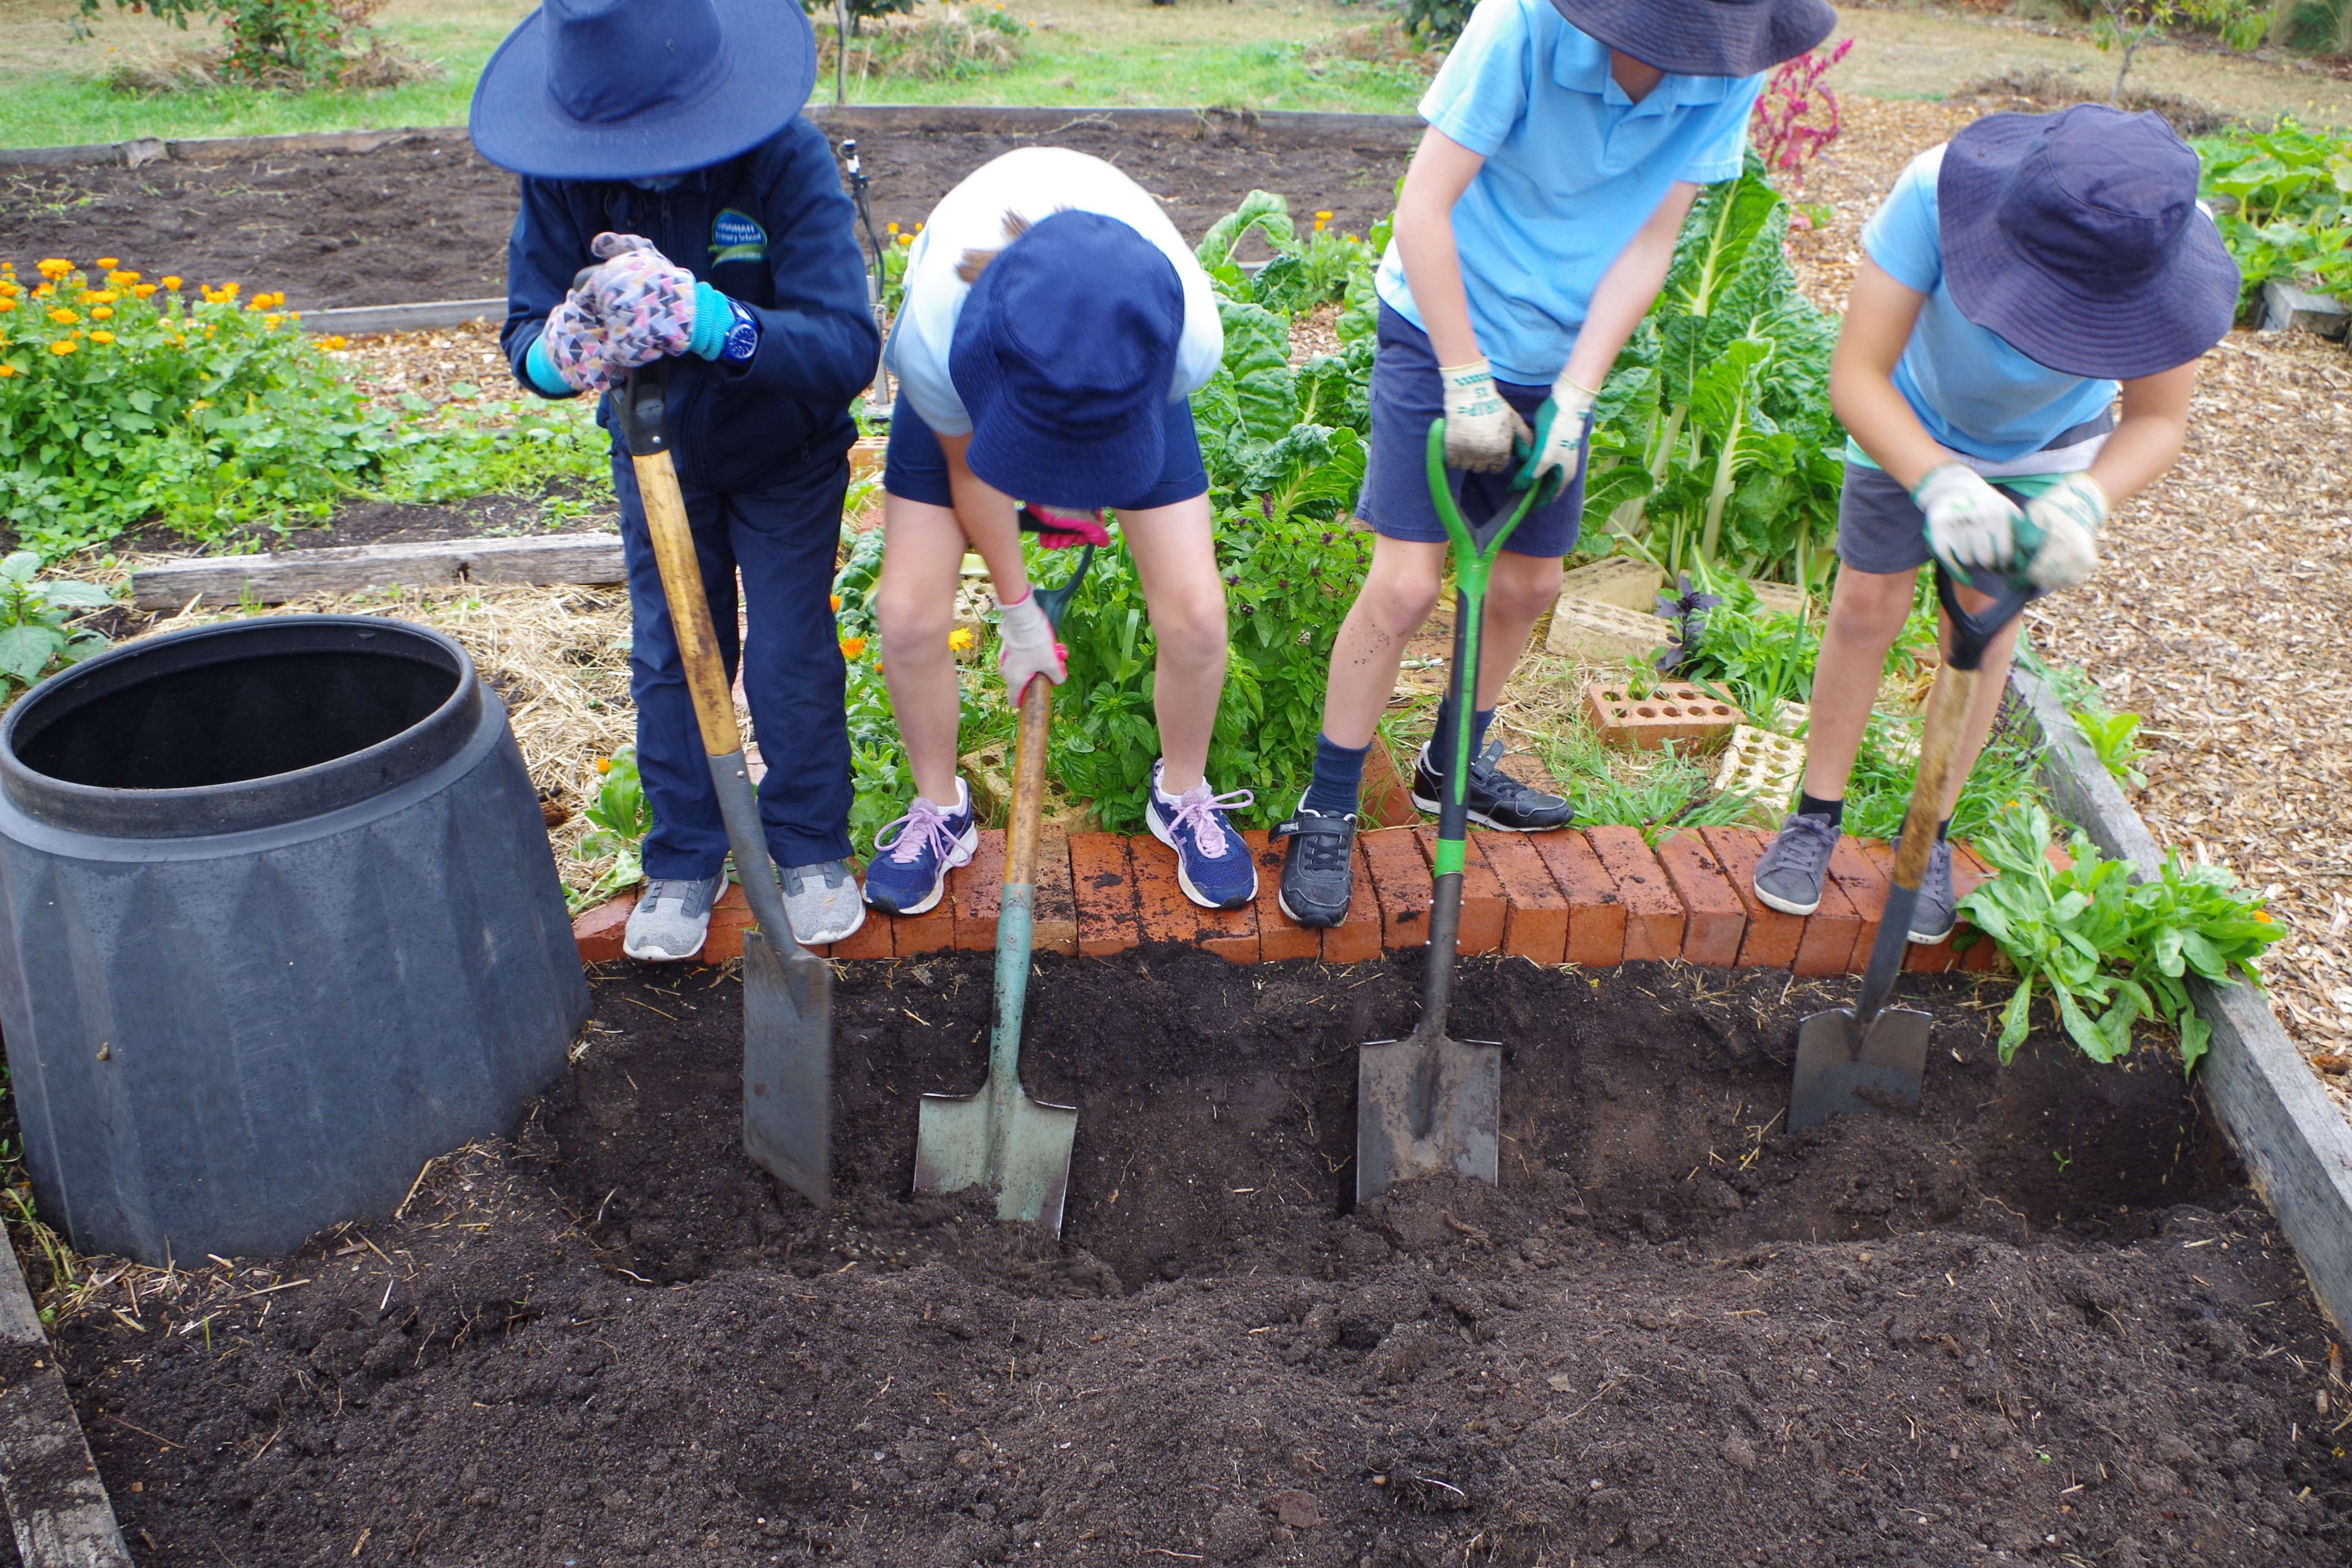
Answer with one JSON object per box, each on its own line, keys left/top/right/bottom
{"left": 500, "top": 117, "right": 880, "bottom": 496}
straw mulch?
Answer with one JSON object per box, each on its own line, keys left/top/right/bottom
{"left": 1787, "top": 96, "right": 2352, "bottom": 1112}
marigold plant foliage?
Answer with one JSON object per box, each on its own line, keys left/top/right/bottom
{"left": 0, "top": 258, "right": 394, "bottom": 556}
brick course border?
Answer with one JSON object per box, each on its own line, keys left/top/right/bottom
{"left": 572, "top": 823, "right": 2004, "bottom": 974}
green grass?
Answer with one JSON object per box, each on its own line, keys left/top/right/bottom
{"left": 0, "top": 0, "right": 1425, "bottom": 150}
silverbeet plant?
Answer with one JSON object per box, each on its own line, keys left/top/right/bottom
{"left": 1958, "top": 803, "right": 2286, "bottom": 1076}
{"left": 0, "top": 551, "right": 112, "bottom": 693}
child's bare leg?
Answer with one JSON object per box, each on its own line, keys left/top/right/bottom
{"left": 1801, "top": 565, "right": 1917, "bottom": 802}
{"left": 875, "top": 495, "right": 972, "bottom": 805}
{"left": 1320, "top": 536, "right": 1446, "bottom": 749}
{"left": 1118, "top": 494, "right": 1226, "bottom": 795}
{"left": 1474, "top": 552, "right": 1565, "bottom": 710}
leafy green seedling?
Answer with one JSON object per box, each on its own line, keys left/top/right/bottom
{"left": 0, "top": 551, "right": 113, "bottom": 689}
{"left": 2073, "top": 709, "right": 2149, "bottom": 791}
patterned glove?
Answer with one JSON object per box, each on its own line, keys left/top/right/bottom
{"left": 1017, "top": 505, "right": 1112, "bottom": 550}
{"left": 1913, "top": 463, "right": 2023, "bottom": 581}
{"left": 538, "top": 295, "right": 620, "bottom": 394}
{"left": 1517, "top": 370, "right": 1600, "bottom": 489}
{"left": 1438, "top": 359, "right": 1530, "bottom": 474}
{"left": 996, "top": 589, "right": 1067, "bottom": 693}
{"left": 2021, "top": 472, "right": 2106, "bottom": 591}
{"left": 578, "top": 232, "right": 698, "bottom": 370}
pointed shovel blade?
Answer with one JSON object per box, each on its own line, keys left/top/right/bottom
{"left": 741, "top": 928, "right": 833, "bottom": 1208}
{"left": 914, "top": 1085, "right": 1079, "bottom": 1234}
{"left": 1788, "top": 1004, "right": 1932, "bottom": 1133}
{"left": 1356, "top": 1023, "right": 1501, "bottom": 1205}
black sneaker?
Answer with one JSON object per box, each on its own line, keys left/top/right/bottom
{"left": 1410, "top": 738, "right": 1572, "bottom": 831}
{"left": 1753, "top": 812, "right": 1840, "bottom": 917}
{"left": 1272, "top": 807, "right": 1357, "bottom": 928}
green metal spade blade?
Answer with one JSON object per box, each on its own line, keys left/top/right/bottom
{"left": 1356, "top": 1019, "right": 1501, "bottom": 1205}
{"left": 914, "top": 1076, "right": 1079, "bottom": 1232}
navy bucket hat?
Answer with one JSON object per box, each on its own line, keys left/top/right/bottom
{"left": 949, "top": 210, "right": 1185, "bottom": 512}
{"left": 1939, "top": 106, "right": 2240, "bottom": 380}
{"left": 1549, "top": 0, "right": 1837, "bottom": 76}
{"left": 469, "top": 0, "right": 816, "bottom": 181}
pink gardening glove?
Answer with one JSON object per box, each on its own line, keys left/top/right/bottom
{"left": 539, "top": 292, "right": 622, "bottom": 393}
{"left": 1018, "top": 504, "right": 1112, "bottom": 550}
{"left": 578, "top": 232, "right": 697, "bottom": 371}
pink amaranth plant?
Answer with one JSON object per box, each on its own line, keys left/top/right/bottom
{"left": 1750, "top": 37, "right": 1855, "bottom": 191}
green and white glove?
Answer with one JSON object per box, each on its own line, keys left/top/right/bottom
{"left": 1913, "top": 462, "right": 2023, "bottom": 581}
{"left": 2020, "top": 472, "right": 2106, "bottom": 590}
{"left": 1438, "top": 359, "right": 1529, "bottom": 474}
{"left": 1517, "top": 369, "right": 1600, "bottom": 491}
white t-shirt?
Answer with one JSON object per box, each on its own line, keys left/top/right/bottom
{"left": 884, "top": 148, "right": 1224, "bottom": 436}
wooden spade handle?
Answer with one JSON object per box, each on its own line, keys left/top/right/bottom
{"left": 633, "top": 447, "right": 742, "bottom": 761}
{"left": 1892, "top": 664, "right": 1977, "bottom": 891}
{"left": 1005, "top": 672, "right": 1051, "bottom": 889}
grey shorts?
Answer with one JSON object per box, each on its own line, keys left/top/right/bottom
{"left": 1835, "top": 415, "right": 2114, "bottom": 575}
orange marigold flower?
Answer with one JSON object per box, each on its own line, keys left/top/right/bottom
{"left": 88, "top": 330, "right": 114, "bottom": 344}
{"left": 91, "top": 306, "right": 114, "bottom": 320}
{"left": 830, "top": 593, "right": 843, "bottom": 611}
{"left": 896, "top": 233, "right": 912, "bottom": 247}
{"left": 948, "top": 626, "right": 976, "bottom": 653}
{"left": 0, "top": 365, "right": 16, "bottom": 378}
{"left": 36, "top": 258, "right": 72, "bottom": 278}
{"left": 0, "top": 301, "right": 14, "bottom": 315}
{"left": 263, "top": 314, "right": 283, "bottom": 329}
{"left": 95, "top": 257, "right": 119, "bottom": 270}
{"left": 85, "top": 290, "right": 116, "bottom": 304}
{"left": 48, "top": 340, "right": 77, "bottom": 355}
{"left": 596, "top": 757, "right": 614, "bottom": 774}
{"left": 839, "top": 635, "right": 868, "bottom": 658}
{"left": 218, "top": 282, "right": 240, "bottom": 298}
{"left": 133, "top": 284, "right": 157, "bottom": 298}
{"left": 108, "top": 270, "right": 140, "bottom": 285}
{"left": 161, "top": 276, "right": 183, "bottom": 290}
{"left": 47, "top": 308, "right": 77, "bottom": 325}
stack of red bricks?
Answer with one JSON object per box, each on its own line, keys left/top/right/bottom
{"left": 574, "top": 825, "right": 2008, "bottom": 974}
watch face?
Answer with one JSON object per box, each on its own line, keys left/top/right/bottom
{"left": 720, "top": 299, "right": 759, "bottom": 362}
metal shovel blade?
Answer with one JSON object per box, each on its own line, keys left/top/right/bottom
{"left": 1356, "top": 1022, "right": 1501, "bottom": 1205}
{"left": 741, "top": 928, "right": 834, "bottom": 1207}
{"left": 914, "top": 1084, "right": 1079, "bottom": 1233}
{"left": 1788, "top": 1004, "right": 1933, "bottom": 1133}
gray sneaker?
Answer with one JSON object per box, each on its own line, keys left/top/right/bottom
{"left": 1904, "top": 837, "right": 1957, "bottom": 945}
{"left": 781, "top": 859, "right": 865, "bottom": 946}
{"left": 1752, "top": 812, "right": 1841, "bottom": 917}
{"left": 623, "top": 873, "right": 726, "bottom": 962}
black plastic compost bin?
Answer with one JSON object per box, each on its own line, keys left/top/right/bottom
{"left": 0, "top": 615, "right": 589, "bottom": 1263}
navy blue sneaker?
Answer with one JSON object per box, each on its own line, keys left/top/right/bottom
{"left": 861, "top": 780, "right": 979, "bottom": 916}
{"left": 1144, "top": 759, "right": 1257, "bottom": 910}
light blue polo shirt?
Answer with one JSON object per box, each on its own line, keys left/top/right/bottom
{"left": 1374, "top": 0, "right": 1761, "bottom": 386}
{"left": 1861, "top": 145, "right": 2117, "bottom": 467}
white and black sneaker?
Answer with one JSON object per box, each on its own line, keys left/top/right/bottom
{"left": 1410, "top": 738, "right": 1572, "bottom": 831}
{"left": 1272, "top": 806, "right": 1357, "bottom": 928}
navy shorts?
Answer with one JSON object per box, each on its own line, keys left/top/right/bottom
{"left": 1358, "top": 303, "right": 1589, "bottom": 558}
{"left": 1837, "top": 413, "right": 2116, "bottom": 575}
{"left": 882, "top": 394, "right": 1211, "bottom": 512}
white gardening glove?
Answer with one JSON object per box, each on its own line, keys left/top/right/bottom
{"left": 1518, "top": 369, "right": 1601, "bottom": 489}
{"left": 2020, "top": 472, "right": 2106, "bottom": 591}
{"left": 995, "top": 589, "right": 1066, "bottom": 694}
{"left": 1438, "top": 359, "right": 1530, "bottom": 474}
{"left": 1913, "top": 462, "right": 2024, "bottom": 580}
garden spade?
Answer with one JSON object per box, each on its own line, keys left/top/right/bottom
{"left": 1356, "top": 422, "right": 1560, "bottom": 1204}
{"left": 1790, "top": 562, "right": 2038, "bottom": 1132}
{"left": 615, "top": 363, "right": 832, "bottom": 1208}
{"left": 914, "top": 547, "right": 1095, "bottom": 1232}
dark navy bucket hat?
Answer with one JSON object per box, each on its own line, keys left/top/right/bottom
{"left": 1549, "top": 0, "right": 1837, "bottom": 76}
{"left": 468, "top": 0, "right": 816, "bottom": 181}
{"left": 949, "top": 210, "right": 1184, "bottom": 512}
{"left": 1939, "top": 106, "right": 2240, "bottom": 380}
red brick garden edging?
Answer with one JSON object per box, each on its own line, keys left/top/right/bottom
{"left": 572, "top": 825, "right": 2016, "bottom": 975}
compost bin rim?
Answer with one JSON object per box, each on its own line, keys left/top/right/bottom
{"left": 0, "top": 104, "right": 1424, "bottom": 171}
{"left": 0, "top": 615, "right": 482, "bottom": 840}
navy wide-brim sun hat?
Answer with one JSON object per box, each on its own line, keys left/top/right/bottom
{"left": 469, "top": 0, "right": 816, "bottom": 181}
{"left": 1549, "top": 0, "right": 1838, "bottom": 76}
{"left": 949, "top": 210, "right": 1185, "bottom": 512}
{"left": 1939, "top": 106, "right": 2241, "bottom": 381}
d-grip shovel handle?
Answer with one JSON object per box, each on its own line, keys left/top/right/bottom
{"left": 614, "top": 362, "right": 802, "bottom": 957}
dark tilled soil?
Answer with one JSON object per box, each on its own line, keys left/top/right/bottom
{"left": 0, "top": 117, "right": 1415, "bottom": 311}
{"left": 45, "top": 951, "right": 2352, "bottom": 1567}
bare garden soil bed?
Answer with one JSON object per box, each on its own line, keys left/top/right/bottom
{"left": 35, "top": 950, "right": 2350, "bottom": 1567}
{"left": 0, "top": 116, "right": 1415, "bottom": 312}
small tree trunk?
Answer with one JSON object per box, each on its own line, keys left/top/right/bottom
{"left": 2265, "top": 0, "right": 2298, "bottom": 48}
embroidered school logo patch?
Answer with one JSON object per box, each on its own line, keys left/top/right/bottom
{"left": 710, "top": 209, "right": 767, "bottom": 264}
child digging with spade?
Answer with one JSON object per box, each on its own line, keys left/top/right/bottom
{"left": 1749, "top": 105, "right": 2237, "bottom": 942}
{"left": 861, "top": 148, "right": 1260, "bottom": 918}
{"left": 472, "top": 0, "right": 880, "bottom": 962}
{"left": 1274, "top": 0, "right": 1840, "bottom": 928}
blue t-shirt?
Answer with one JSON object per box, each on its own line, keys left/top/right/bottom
{"left": 1374, "top": 0, "right": 1761, "bottom": 385}
{"left": 1861, "top": 145, "right": 2118, "bottom": 465}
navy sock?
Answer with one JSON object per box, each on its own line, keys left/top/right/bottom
{"left": 1303, "top": 733, "right": 1369, "bottom": 818}
{"left": 1796, "top": 791, "right": 1844, "bottom": 826}
{"left": 1937, "top": 816, "right": 1951, "bottom": 842}
{"left": 1429, "top": 698, "right": 1497, "bottom": 774}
